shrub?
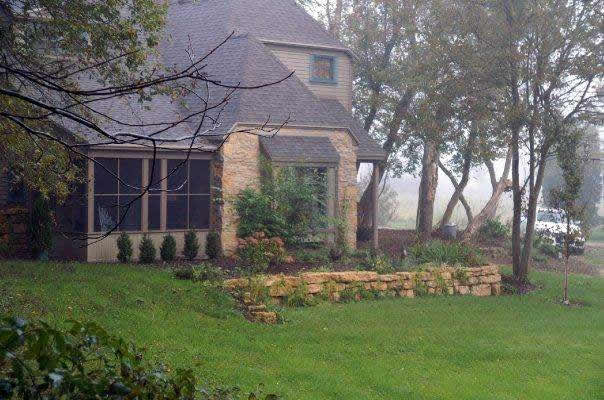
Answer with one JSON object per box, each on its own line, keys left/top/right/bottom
{"left": 234, "top": 163, "right": 328, "bottom": 246}
{"left": 478, "top": 219, "right": 509, "bottom": 240}
{"left": 237, "top": 242, "right": 273, "bottom": 274}
{"left": 0, "top": 317, "right": 278, "bottom": 399}
{"left": 360, "top": 251, "right": 394, "bottom": 274}
{"left": 205, "top": 231, "right": 221, "bottom": 259}
{"left": 172, "top": 263, "right": 223, "bottom": 282}
{"left": 235, "top": 188, "right": 287, "bottom": 240}
{"left": 183, "top": 230, "right": 199, "bottom": 261}
{"left": 160, "top": 234, "right": 177, "bottom": 262}
{"left": 28, "top": 196, "right": 53, "bottom": 259}
{"left": 116, "top": 232, "right": 133, "bottom": 263}
{"left": 328, "top": 246, "right": 343, "bottom": 262}
{"left": 285, "top": 282, "right": 312, "bottom": 307}
{"left": 409, "top": 240, "right": 485, "bottom": 267}
{"left": 534, "top": 236, "right": 559, "bottom": 258}
{"left": 139, "top": 235, "right": 156, "bottom": 264}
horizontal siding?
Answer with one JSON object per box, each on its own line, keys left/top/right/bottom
{"left": 87, "top": 230, "right": 209, "bottom": 262}
{"left": 267, "top": 44, "right": 352, "bottom": 111}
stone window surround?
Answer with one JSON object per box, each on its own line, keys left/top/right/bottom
{"left": 86, "top": 149, "right": 214, "bottom": 235}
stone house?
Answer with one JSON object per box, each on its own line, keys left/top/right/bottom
{"left": 0, "top": 0, "right": 386, "bottom": 261}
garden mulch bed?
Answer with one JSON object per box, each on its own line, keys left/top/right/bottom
{"left": 501, "top": 274, "right": 540, "bottom": 295}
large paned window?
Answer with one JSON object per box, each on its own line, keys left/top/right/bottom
{"left": 166, "top": 159, "right": 210, "bottom": 230}
{"left": 94, "top": 158, "right": 142, "bottom": 232}
{"left": 92, "top": 157, "right": 211, "bottom": 233}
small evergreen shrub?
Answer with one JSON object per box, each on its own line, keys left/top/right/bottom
{"left": 205, "top": 231, "right": 221, "bottom": 259}
{"left": 28, "top": 196, "right": 53, "bottom": 259}
{"left": 160, "top": 234, "right": 177, "bottom": 262}
{"left": 138, "top": 235, "right": 156, "bottom": 264}
{"left": 183, "top": 230, "right": 199, "bottom": 261}
{"left": 117, "top": 232, "right": 133, "bottom": 263}
{"left": 478, "top": 219, "right": 510, "bottom": 240}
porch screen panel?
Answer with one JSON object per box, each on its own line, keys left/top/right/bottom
{"left": 165, "top": 159, "right": 210, "bottom": 230}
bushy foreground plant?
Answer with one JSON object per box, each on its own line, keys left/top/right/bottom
{"left": 0, "top": 317, "right": 278, "bottom": 399}
{"left": 139, "top": 235, "right": 156, "bottom": 264}
{"left": 409, "top": 240, "right": 485, "bottom": 267}
{"left": 172, "top": 263, "right": 224, "bottom": 282}
{"left": 478, "top": 219, "right": 510, "bottom": 240}
{"left": 160, "top": 234, "right": 177, "bottom": 262}
{"left": 234, "top": 162, "right": 328, "bottom": 246}
{"left": 237, "top": 240, "right": 283, "bottom": 274}
{"left": 183, "top": 230, "right": 200, "bottom": 261}
{"left": 116, "top": 232, "right": 133, "bottom": 263}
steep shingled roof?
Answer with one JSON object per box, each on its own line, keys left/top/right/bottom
{"left": 80, "top": 0, "right": 385, "bottom": 160}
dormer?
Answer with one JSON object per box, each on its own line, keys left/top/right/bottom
{"left": 263, "top": 42, "right": 353, "bottom": 111}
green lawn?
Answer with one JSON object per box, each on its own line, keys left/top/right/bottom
{"left": 1, "top": 262, "right": 603, "bottom": 399}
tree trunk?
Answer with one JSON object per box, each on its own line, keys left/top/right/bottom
{"left": 511, "top": 125, "right": 524, "bottom": 280}
{"left": 518, "top": 147, "right": 550, "bottom": 278}
{"left": 461, "top": 149, "right": 512, "bottom": 240}
{"left": 416, "top": 139, "right": 439, "bottom": 241}
{"left": 357, "top": 90, "right": 416, "bottom": 231}
{"left": 438, "top": 126, "right": 478, "bottom": 228}
{"left": 438, "top": 161, "right": 473, "bottom": 227}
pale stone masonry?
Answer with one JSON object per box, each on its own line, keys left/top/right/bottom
{"left": 224, "top": 265, "right": 503, "bottom": 303}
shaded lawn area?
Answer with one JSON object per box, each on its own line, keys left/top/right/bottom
{"left": 1, "top": 261, "right": 603, "bottom": 399}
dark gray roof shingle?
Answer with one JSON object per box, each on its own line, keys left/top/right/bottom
{"left": 260, "top": 135, "right": 340, "bottom": 163}
{"left": 75, "top": 0, "right": 385, "bottom": 160}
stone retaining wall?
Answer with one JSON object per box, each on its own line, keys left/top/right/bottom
{"left": 224, "top": 265, "right": 502, "bottom": 304}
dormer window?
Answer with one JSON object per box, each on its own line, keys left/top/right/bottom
{"left": 310, "top": 54, "right": 337, "bottom": 84}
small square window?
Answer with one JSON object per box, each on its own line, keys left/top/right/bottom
{"left": 310, "top": 55, "right": 336, "bottom": 84}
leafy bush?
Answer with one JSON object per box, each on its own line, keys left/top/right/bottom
{"left": 0, "top": 317, "right": 278, "bottom": 399}
{"left": 294, "top": 248, "right": 329, "bottom": 264}
{"left": 237, "top": 242, "right": 274, "bottom": 274}
{"left": 478, "top": 219, "right": 509, "bottom": 240}
{"left": 138, "top": 235, "right": 156, "bottom": 264}
{"left": 409, "top": 240, "right": 484, "bottom": 267}
{"left": 234, "top": 163, "right": 328, "bottom": 246}
{"left": 116, "top": 232, "right": 133, "bottom": 263}
{"left": 534, "top": 236, "right": 559, "bottom": 258}
{"left": 205, "top": 231, "right": 221, "bottom": 259}
{"left": 160, "top": 234, "right": 177, "bottom": 262}
{"left": 28, "top": 196, "right": 53, "bottom": 259}
{"left": 328, "top": 246, "right": 343, "bottom": 262}
{"left": 359, "top": 251, "right": 394, "bottom": 274}
{"left": 285, "top": 282, "right": 313, "bottom": 307}
{"left": 183, "top": 230, "right": 199, "bottom": 261}
{"left": 173, "top": 263, "right": 224, "bottom": 282}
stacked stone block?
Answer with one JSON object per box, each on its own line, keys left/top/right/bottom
{"left": 224, "top": 265, "right": 502, "bottom": 304}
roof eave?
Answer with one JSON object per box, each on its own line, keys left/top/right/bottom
{"left": 258, "top": 38, "right": 354, "bottom": 57}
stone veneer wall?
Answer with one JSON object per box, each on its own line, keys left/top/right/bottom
{"left": 219, "top": 127, "right": 359, "bottom": 255}
{"left": 225, "top": 266, "right": 502, "bottom": 302}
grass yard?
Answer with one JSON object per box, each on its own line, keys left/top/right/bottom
{"left": 1, "top": 261, "right": 603, "bottom": 399}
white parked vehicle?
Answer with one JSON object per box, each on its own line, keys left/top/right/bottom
{"left": 521, "top": 208, "right": 585, "bottom": 254}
